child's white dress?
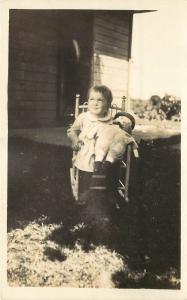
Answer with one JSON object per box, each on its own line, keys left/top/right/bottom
{"left": 67, "top": 111, "right": 112, "bottom": 172}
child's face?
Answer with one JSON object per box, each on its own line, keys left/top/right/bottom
{"left": 88, "top": 90, "right": 109, "bottom": 117}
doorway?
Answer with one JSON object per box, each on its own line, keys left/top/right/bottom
{"left": 57, "top": 11, "right": 93, "bottom": 122}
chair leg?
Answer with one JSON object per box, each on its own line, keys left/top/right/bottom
{"left": 70, "top": 166, "right": 79, "bottom": 201}
{"left": 124, "top": 145, "right": 132, "bottom": 202}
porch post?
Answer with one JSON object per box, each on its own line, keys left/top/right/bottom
{"left": 127, "top": 57, "right": 134, "bottom": 112}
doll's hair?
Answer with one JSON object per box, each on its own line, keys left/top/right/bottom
{"left": 113, "top": 112, "right": 135, "bottom": 130}
{"left": 88, "top": 85, "right": 113, "bottom": 108}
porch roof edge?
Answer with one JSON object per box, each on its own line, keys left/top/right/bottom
{"left": 131, "top": 9, "right": 157, "bottom": 14}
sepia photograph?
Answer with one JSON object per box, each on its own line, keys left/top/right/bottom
{"left": 1, "top": 0, "right": 187, "bottom": 299}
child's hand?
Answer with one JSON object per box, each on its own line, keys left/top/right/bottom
{"left": 72, "top": 140, "right": 84, "bottom": 151}
{"left": 72, "top": 140, "right": 79, "bottom": 151}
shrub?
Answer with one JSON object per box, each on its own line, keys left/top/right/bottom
{"left": 132, "top": 95, "right": 181, "bottom": 121}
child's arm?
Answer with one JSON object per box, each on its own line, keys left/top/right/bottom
{"left": 67, "top": 114, "right": 84, "bottom": 151}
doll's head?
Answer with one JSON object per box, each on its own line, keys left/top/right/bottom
{"left": 88, "top": 85, "right": 113, "bottom": 117}
{"left": 113, "top": 112, "right": 135, "bottom": 134}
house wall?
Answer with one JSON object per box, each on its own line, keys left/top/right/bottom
{"left": 8, "top": 10, "right": 59, "bottom": 128}
{"left": 8, "top": 10, "right": 93, "bottom": 128}
{"left": 92, "top": 11, "right": 132, "bottom": 108}
{"left": 8, "top": 10, "right": 133, "bottom": 129}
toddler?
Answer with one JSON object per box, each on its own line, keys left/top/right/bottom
{"left": 67, "top": 85, "right": 113, "bottom": 195}
{"left": 68, "top": 86, "right": 138, "bottom": 226}
{"left": 86, "top": 111, "right": 138, "bottom": 210}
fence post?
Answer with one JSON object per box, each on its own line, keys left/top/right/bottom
{"left": 127, "top": 58, "right": 134, "bottom": 111}
{"left": 122, "top": 96, "right": 126, "bottom": 112}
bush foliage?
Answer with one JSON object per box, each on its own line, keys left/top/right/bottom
{"left": 132, "top": 95, "right": 181, "bottom": 121}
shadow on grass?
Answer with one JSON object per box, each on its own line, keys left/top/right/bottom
{"left": 43, "top": 247, "right": 67, "bottom": 262}
{"left": 112, "top": 268, "right": 180, "bottom": 289}
{"left": 8, "top": 136, "right": 77, "bottom": 230}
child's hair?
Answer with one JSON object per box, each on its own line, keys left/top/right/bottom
{"left": 88, "top": 85, "right": 113, "bottom": 108}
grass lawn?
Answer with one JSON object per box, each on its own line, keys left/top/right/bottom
{"left": 7, "top": 133, "right": 181, "bottom": 288}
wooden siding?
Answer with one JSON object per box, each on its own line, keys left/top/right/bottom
{"left": 8, "top": 10, "right": 59, "bottom": 128}
{"left": 8, "top": 10, "right": 133, "bottom": 128}
{"left": 92, "top": 11, "right": 132, "bottom": 108}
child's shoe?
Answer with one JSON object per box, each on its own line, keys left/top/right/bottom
{"left": 102, "top": 161, "right": 112, "bottom": 172}
{"left": 94, "top": 161, "right": 103, "bottom": 173}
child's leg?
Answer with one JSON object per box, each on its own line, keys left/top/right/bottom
{"left": 105, "top": 161, "right": 120, "bottom": 202}
{"left": 78, "top": 163, "right": 107, "bottom": 203}
{"left": 78, "top": 170, "right": 92, "bottom": 196}
{"left": 78, "top": 162, "right": 110, "bottom": 224}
